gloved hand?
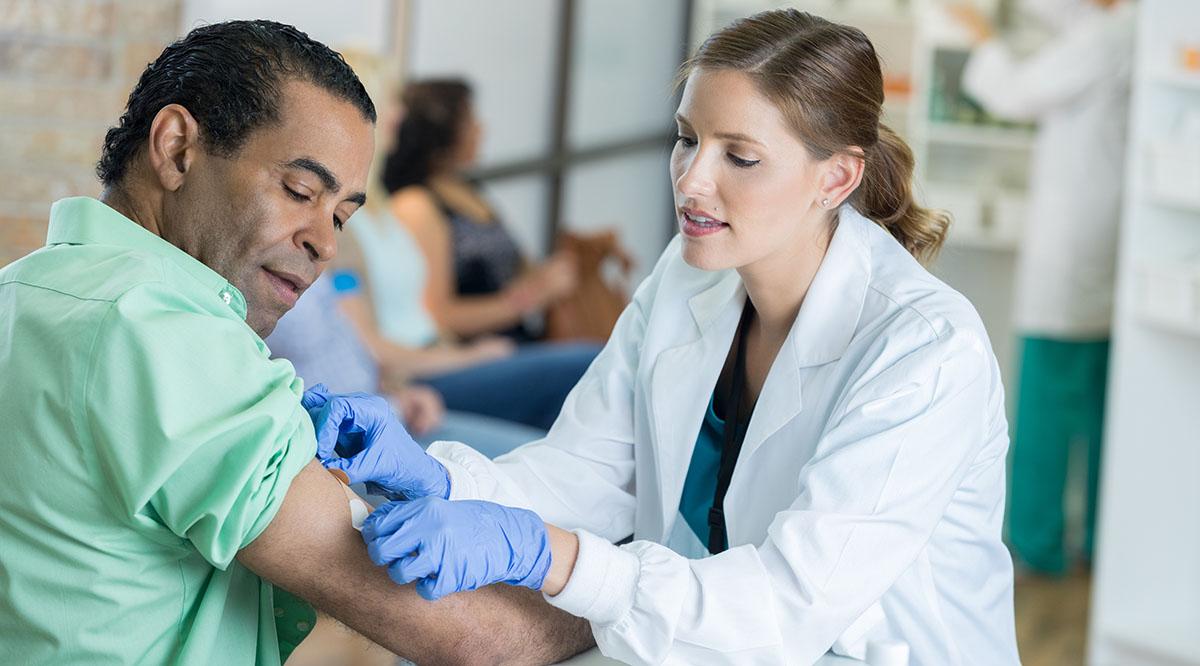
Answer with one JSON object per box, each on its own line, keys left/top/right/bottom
{"left": 362, "top": 496, "right": 552, "bottom": 601}
{"left": 300, "top": 384, "right": 450, "bottom": 500}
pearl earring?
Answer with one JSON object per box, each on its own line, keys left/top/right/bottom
{"left": 821, "top": 198, "right": 830, "bottom": 208}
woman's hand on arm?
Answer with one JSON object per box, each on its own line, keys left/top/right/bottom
{"left": 236, "top": 460, "right": 596, "bottom": 665}
{"left": 360, "top": 495, "right": 580, "bottom": 600}
{"left": 301, "top": 385, "right": 450, "bottom": 500}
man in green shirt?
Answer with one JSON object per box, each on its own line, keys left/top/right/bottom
{"left": 0, "top": 20, "right": 590, "bottom": 665}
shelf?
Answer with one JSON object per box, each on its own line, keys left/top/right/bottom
{"left": 1136, "top": 260, "right": 1200, "bottom": 336}
{"left": 1147, "top": 189, "right": 1200, "bottom": 214}
{"left": 1148, "top": 67, "right": 1200, "bottom": 92}
{"left": 1139, "top": 307, "right": 1200, "bottom": 337}
{"left": 1105, "top": 620, "right": 1200, "bottom": 664}
{"left": 925, "top": 122, "right": 1034, "bottom": 151}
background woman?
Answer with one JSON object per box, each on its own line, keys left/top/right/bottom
{"left": 382, "top": 79, "right": 579, "bottom": 342}
{"left": 330, "top": 58, "right": 600, "bottom": 432}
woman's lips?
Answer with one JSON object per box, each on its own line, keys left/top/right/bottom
{"left": 680, "top": 209, "right": 729, "bottom": 237}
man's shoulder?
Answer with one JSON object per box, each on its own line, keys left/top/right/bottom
{"left": 1, "top": 242, "right": 168, "bottom": 306}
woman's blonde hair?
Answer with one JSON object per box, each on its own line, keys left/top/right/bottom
{"left": 338, "top": 48, "right": 401, "bottom": 215}
{"left": 682, "top": 9, "right": 950, "bottom": 263}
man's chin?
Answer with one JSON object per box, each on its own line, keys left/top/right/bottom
{"left": 245, "top": 304, "right": 286, "bottom": 339}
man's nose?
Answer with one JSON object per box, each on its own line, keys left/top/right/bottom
{"left": 298, "top": 214, "right": 337, "bottom": 263}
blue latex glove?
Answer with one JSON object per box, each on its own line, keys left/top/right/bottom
{"left": 300, "top": 384, "right": 450, "bottom": 500}
{"left": 362, "top": 496, "right": 552, "bottom": 601}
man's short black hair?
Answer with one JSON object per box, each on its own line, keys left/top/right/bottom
{"left": 96, "top": 19, "right": 376, "bottom": 187}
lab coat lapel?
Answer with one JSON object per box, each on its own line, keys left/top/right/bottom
{"left": 649, "top": 271, "right": 743, "bottom": 537}
{"left": 736, "top": 206, "right": 873, "bottom": 464}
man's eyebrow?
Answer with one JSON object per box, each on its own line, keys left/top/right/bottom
{"left": 283, "top": 157, "right": 341, "bottom": 193}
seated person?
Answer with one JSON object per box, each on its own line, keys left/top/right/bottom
{"left": 323, "top": 68, "right": 601, "bottom": 431}
{"left": 267, "top": 272, "right": 543, "bottom": 459}
{"left": 0, "top": 20, "right": 591, "bottom": 665}
{"left": 337, "top": 217, "right": 599, "bottom": 431}
{"left": 381, "top": 78, "right": 575, "bottom": 343}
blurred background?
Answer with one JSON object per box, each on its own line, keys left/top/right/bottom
{"left": 1, "top": 1, "right": 1197, "bottom": 664}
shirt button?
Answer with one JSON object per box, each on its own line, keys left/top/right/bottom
{"left": 220, "top": 291, "right": 232, "bottom": 305}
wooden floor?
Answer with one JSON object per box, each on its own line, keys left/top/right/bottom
{"left": 1014, "top": 569, "right": 1092, "bottom": 666}
{"left": 287, "top": 571, "right": 1093, "bottom": 665}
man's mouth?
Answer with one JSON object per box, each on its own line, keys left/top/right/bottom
{"left": 262, "top": 268, "right": 309, "bottom": 306}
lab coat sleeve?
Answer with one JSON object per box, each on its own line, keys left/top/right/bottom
{"left": 544, "top": 325, "right": 994, "bottom": 665}
{"left": 427, "top": 240, "right": 672, "bottom": 540}
{"left": 962, "top": 22, "right": 1119, "bottom": 121}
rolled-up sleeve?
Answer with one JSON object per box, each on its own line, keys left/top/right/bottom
{"left": 83, "top": 282, "right": 316, "bottom": 569}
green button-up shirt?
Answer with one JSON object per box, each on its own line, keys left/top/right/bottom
{"left": 0, "top": 197, "right": 316, "bottom": 664}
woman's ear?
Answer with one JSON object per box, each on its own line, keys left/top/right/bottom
{"left": 817, "top": 148, "right": 865, "bottom": 209}
{"left": 146, "top": 103, "right": 202, "bottom": 193}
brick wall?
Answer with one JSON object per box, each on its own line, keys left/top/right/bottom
{"left": 0, "top": 0, "right": 181, "bottom": 268}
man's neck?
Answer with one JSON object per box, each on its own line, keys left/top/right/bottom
{"left": 100, "top": 185, "right": 163, "bottom": 238}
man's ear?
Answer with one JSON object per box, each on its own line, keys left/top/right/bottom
{"left": 146, "top": 104, "right": 201, "bottom": 193}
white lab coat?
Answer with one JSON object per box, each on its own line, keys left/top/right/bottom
{"left": 962, "top": 2, "right": 1136, "bottom": 337}
{"left": 430, "top": 207, "right": 1019, "bottom": 665}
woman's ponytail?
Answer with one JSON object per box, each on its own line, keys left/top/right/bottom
{"left": 854, "top": 124, "right": 950, "bottom": 264}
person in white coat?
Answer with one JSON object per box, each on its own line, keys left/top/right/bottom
{"left": 307, "top": 10, "right": 1019, "bottom": 665}
{"left": 955, "top": 0, "right": 1136, "bottom": 576}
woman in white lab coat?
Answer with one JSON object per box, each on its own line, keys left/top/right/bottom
{"left": 318, "top": 10, "right": 1019, "bottom": 665}
{"left": 955, "top": 0, "right": 1136, "bottom": 576}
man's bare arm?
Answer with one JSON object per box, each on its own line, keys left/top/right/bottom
{"left": 237, "top": 460, "right": 595, "bottom": 665}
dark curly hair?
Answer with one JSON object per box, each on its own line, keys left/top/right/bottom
{"left": 96, "top": 19, "right": 376, "bottom": 187}
{"left": 381, "top": 79, "right": 472, "bottom": 193}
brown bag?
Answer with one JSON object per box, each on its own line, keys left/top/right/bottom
{"left": 545, "top": 230, "right": 634, "bottom": 343}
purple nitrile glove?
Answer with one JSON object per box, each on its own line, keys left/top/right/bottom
{"left": 361, "top": 496, "right": 552, "bottom": 601}
{"left": 301, "top": 385, "right": 450, "bottom": 501}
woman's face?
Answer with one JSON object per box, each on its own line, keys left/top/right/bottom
{"left": 451, "top": 104, "right": 483, "bottom": 169}
{"left": 670, "top": 68, "right": 829, "bottom": 272}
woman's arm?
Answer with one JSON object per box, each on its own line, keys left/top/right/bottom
{"left": 335, "top": 293, "right": 511, "bottom": 379}
{"left": 392, "top": 325, "right": 1003, "bottom": 664}
{"left": 962, "top": 15, "right": 1126, "bottom": 121}
{"left": 391, "top": 189, "right": 539, "bottom": 338}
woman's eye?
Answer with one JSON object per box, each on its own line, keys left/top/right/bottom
{"left": 284, "top": 185, "right": 311, "bottom": 202}
{"left": 674, "top": 135, "right": 697, "bottom": 148}
{"left": 728, "top": 153, "right": 760, "bottom": 168}
{"left": 333, "top": 216, "right": 344, "bottom": 231}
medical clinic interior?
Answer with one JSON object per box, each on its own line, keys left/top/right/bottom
{"left": 0, "top": 0, "right": 1197, "bottom": 665}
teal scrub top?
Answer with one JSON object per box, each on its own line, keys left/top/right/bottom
{"left": 678, "top": 393, "right": 727, "bottom": 552}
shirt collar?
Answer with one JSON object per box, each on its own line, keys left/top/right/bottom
{"left": 45, "top": 197, "right": 248, "bottom": 319}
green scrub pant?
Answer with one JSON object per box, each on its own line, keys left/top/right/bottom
{"left": 1008, "top": 336, "right": 1110, "bottom": 575}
